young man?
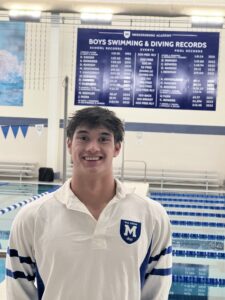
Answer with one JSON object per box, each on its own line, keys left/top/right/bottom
{"left": 6, "top": 106, "right": 172, "bottom": 299}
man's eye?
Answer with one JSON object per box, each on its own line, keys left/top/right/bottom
{"left": 100, "top": 137, "right": 110, "bottom": 142}
{"left": 78, "top": 136, "right": 88, "bottom": 141}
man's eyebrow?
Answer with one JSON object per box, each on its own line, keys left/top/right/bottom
{"left": 100, "top": 132, "right": 112, "bottom": 136}
{"left": 75, "top": 130, "right": 112, "bottom": 136}
{"left": 76, "top": 130, "right": 89, "bottom": 134}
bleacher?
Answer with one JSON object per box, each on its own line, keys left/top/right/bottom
{"left": 113, "top": 163, "right": 222, "bottom": 191}
{"left": 0, "top": 162, "right": 38, "bottom": 181}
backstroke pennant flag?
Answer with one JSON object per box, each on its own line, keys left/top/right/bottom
{"left": 20, "top": 125, "right": 29, "bottom": 138}
{"left": 35, "top": 124, "right": 44, "bottom": 136}
{"left": 1, "top": 125, "right": 9, "bottom": 138}
{"left": 11, "top": 125, "right": 19, "bottom": 138}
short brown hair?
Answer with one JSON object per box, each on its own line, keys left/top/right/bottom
{"left": 67, "top": 106, "right": 124, "bottom": 143}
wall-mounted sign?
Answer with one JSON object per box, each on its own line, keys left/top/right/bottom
{"left": 75, "top": 29, "right": 219, "bottom": 110}
{"left": 0, "top": 22, "right": 25, "bottom": 106}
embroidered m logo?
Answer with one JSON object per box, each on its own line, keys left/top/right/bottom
{"left": 120, "top": 220, "right": 141, "bottom": 244}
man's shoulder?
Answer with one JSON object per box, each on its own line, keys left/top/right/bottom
{"left": 126, "top": 190, "right": 169, "bottom": 219}
{"left": 124, "top": 188, "right": 160, "bottom": 207}
{"left": 14, "top": 190, "right": 57, "bottom": 223}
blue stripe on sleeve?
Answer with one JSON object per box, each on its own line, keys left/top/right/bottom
{"left": 35, "top": 265, "right": 45, "bottom": 300}
{"left": 139, "top": 240, "right": 152, "bottom": 288}
{"left": 150, "top": 267, "right": 172, "bottom": 276}
{"left": 7, "top": 248, "right": 35, "bottom": 265}
{"left": 145, "top": 267, "right": 172, "bottom": 280}
{"left": 6, "top": 269, "right": 35, "bottom": 281}
{"left": 149, "top": 245, "right": 172, "bottom": 264}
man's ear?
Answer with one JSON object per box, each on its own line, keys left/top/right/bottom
{"left": 67, "top": 138, "right": 72, "bottom": 155}
{"left": 114, "top": 142, "right": 121, "bottom": 157}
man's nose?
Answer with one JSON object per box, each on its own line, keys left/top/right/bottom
{"left": 86, "top": 140, "right": 100, "bottom": 152}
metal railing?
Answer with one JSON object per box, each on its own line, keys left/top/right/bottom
{"left": 120, "top": 160, "right": 147, "bottom": 182}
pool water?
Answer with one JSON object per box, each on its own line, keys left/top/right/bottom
{"left": 150, "top": 191, "right": 225, "bottom": 300}
{"left": 0, "top": 259, "right": 5, "bottom": 283}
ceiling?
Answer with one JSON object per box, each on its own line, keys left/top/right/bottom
{"left": 0, "top": 0, "right": 225, "bottom": 17}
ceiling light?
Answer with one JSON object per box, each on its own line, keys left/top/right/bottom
{"left": 80, "top": 13, "right": 112, "bottom": 25}
{"left": 191, "top": 16, "right": 224, "bottom": 28}
{"left": 9, "top": 10, "right": 41, "bottom": 21}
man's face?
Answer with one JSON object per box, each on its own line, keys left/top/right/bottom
{"left": 67, "top": 126, "right": 121, "bottom": 176}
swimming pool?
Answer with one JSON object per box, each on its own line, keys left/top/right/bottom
{"left": 0, "top": 182, "right": 225, "bottom": 299}
{"left": 0, "top": 181, "right": 60, "bottom": 250}
{"left": 150, "top": 191, "right": 225, "bottom": 299}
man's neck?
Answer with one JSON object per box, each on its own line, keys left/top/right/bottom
{"left": 70, "top": 173, "right": 116, "bottom": 219}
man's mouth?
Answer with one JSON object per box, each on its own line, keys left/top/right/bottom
{"left": 83, "top": 156, "right": 103, "bottom": 161}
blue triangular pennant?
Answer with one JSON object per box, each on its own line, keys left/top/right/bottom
{"left": 11, "top": 125, "right": 19, "bottom": 138}
{"left": 1, "top": 126, "right": 9, "bottom": 139}
{"left": 20, "top": 125, "right": 28, "bottom": 138}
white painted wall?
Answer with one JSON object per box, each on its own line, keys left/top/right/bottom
{"left": 0, "top": 127, "right": 47, "bottom": 166}
{"left": 1, "top": 16, "right": 225, "bottom": 180}
{"left": 120, "top": 132, "right": 225, "bottom": 175}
